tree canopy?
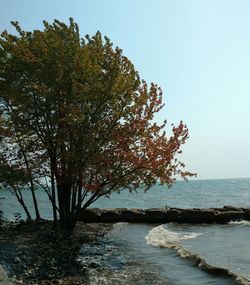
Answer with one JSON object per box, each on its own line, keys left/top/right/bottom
{"left": 0, "top": 18, "right": 195, "bottom": 230}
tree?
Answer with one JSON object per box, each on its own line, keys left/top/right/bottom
{"left": 0, "top": 113, "right": 41, "bottom": 221}
{"left": 0, "top": 19, "right": 195, "bottom": 230}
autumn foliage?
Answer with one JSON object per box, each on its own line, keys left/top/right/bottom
{"left": 0, "top": 19, "right": 195, "bottom": 230}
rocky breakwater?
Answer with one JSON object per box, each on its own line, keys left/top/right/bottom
{"left": 80, "top": 205, "right": 250, "bottom": 224}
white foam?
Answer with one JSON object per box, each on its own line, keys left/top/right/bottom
{"left": 113, "top": 222, "right": 129, "bottom": 228}
{"left": 178, "top": 247, "right": 194, "bottom": 258}
{"left": 229, "top": 220, "right": 250, "bottom": 226}
{"left": 145, "top": 225, "right": 202, "bottom": 248}
{"left": 145, "top": 225, "right": 250, "bottom": 285}
{"left": 107, "top": 222, "right": 129, "bottom": 237}
{"left": 236, "top": 275, "right": 250, "bottom": 285}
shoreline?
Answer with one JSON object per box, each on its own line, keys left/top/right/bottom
{"left": 1, "top": 205, "right": 250, "bottom": 284}
{"left": 0, "top": 221, "right": 113, "bottom": 285}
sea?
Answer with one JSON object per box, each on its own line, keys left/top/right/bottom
{"left": 1, "top": 178, "right": 250, "bottom": 285}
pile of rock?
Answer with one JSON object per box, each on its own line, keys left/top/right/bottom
{"left": 80, "top": 205, "right": 250, "bottom": 224}
{"left": 0, "top": 222, "right": 112, "bottom": 285}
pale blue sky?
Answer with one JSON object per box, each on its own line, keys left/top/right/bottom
{"left": 1, "top": 0, "right": 250, "bottom": 179}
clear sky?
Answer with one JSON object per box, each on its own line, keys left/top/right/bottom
{"left": 1, "top": 0, "right": 250, "bottom": 179}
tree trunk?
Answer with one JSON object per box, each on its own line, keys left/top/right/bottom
{"left": 16, "top": 135, "right": 41, "bottom": 220}
{"left": 50, "top": 173, "right": 57, "bottom": 228}
{"left": 20, "top": 201, "right": 32, "bottom": 220}
{"left": 59, "top": 216, "right": 75, "bottom": 231}
{"left": 30, "top": 185, "right": 41, "bottom": 221}
{"left": 15, "top": 193, "right": 32, "bottom": 220}
{"left": 56, "top": 181, "right": 74, "bottom": 230}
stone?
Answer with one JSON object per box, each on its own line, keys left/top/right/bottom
{"left": 0, "top": 282, "right": 14, "bottom": 285}
{"left": 144, "top": 208, "right": 166, "bottom": 223}
{"left": 222, "top": 205, "right": 242, "bottom": 211}
{"left": 165, "top": 209, "right": 181, "bottom": 222}
{"left": 0, "top": 265, "right": 8, "bottom": 281}
{"left": 79, "top": 206, "right": 248, "bottom": 224}
{"left": 0, "top": 265, "right": 14, "bottom": 285}
{"left": 80, "top": 208, "right": 102, "bottom": 222}
{"left": 89, "top": 262, "right": 100, "bottom": 268}
{"left": 13, "top": 280, "right": 23, "bottom": 284}
{"left": 215, "top": 211, "right": 244, "bottom": 223}
{"left": 120, "top": 208, "right": 145, "bottom": 222}
{"left": 244, "top": 209, "right": 250, "bottom": 220}
{"left": 14, "top": 257, "right": 21, "bottom": 264}
{"left": 180, "top": 209, "right": 216, "bottom": 223}
{"left": 99, "top": 209, "right": 121, "bottom": 222}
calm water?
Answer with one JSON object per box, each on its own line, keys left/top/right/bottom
{"left": 1, "top": 178, "right": 250, "bottom": 284}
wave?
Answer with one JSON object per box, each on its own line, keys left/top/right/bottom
{"left": 145, "top": 225, "right": 202, "bottom": 247}
{"left": 229, "top": 220, "right": 250, "bottom": 226}
{"left": 112, "top": 222, "right": 129, "bottom": 229}
{"left": 145, "top": 225, "right": 250, "bottom": 285}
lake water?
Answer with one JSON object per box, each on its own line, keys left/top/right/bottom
{"left": 1, "top": 178, "right": 250, "bottom": 284}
